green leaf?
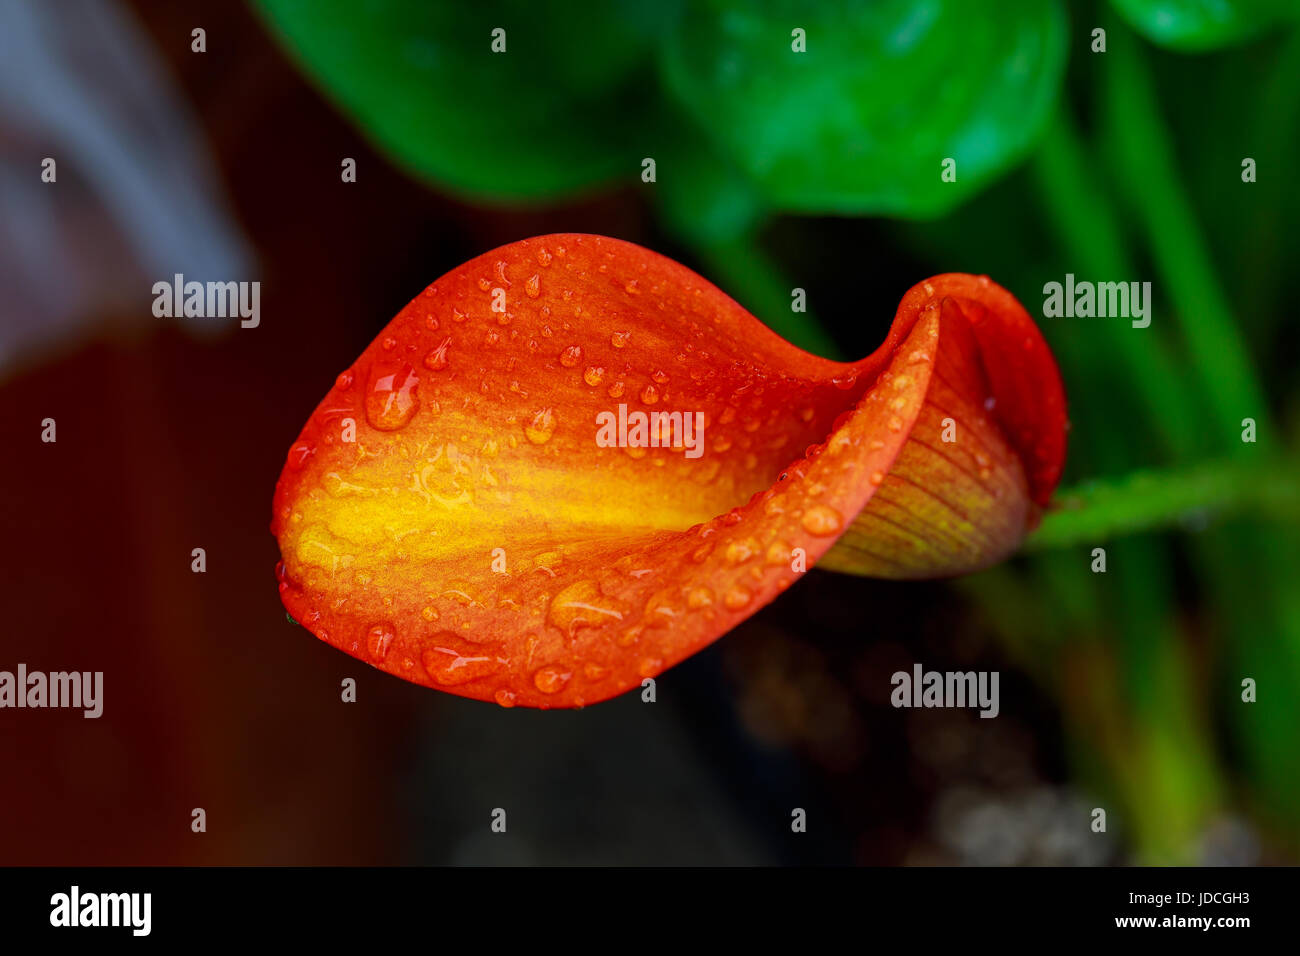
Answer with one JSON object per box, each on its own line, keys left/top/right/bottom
{"left": 253, "top": 0, "right": 682, "bottom": 202}
{"left": 1109, "top": 0, "right": 1297, "bottom": 52}
{"left": 660, "top": 0, "right": 1067, "bottom": 217}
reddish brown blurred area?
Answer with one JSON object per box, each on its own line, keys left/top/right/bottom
{"left": 0, "top": 0, "right": 644, "bottom": 865}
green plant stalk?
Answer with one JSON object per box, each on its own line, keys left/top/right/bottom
{"left": 1104, "top": 29, "right": 1272, "bottom": 454}
{"left": 1030, "top": 108, "right": 1200, "bottom": 460}
{"left": 1027, "top": 458, "right": 1300, "bottom": 550}
{"left": 1106, "top": 20, "right": 1300, "bottom": 838}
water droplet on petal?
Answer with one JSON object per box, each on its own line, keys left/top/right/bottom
{"left": 525, "top": 408, "right": 556, "bottom": 444}
{"left": 525, "top": 274, "right": 541, "bottom": 298}
{"left": 366, "top": 363, "right": 420, "bottom": 431}
{"left": 422, "top": 643, "right": 502, "bottom": 685}
{"left": 287, "top": 442, "right": 314, "bottom": 469}
{"left": 547, "top": 579, "right": 626, "bottom": 636}
{"left": 641, "top": 384, "right": 659, "bottom": 405}
{"left": 583, "top": 365, "right": 605, "bottom": 386}
{"left": 725, "top": 538, "right": 758, "bottom": 565}
{"left": 687, "top": 587, "right": 714, "bottom": 609}
{"left": 365, "top": 622, "right": 396, "bottom": 662}
{"left": 335, "top": 369, "right": 355, "bottom": 389}
{"left": 723, "top": 587, "right": 751, "bottom": 610}
{"left": 801, "top": 505, "right": 843, "bottom": 536}
{"left": 423, "top": 337, "right": 451, "bottom": 371}
{"left": 611, "top": 330, "right": 630, "bottom": 349}
{"left": 494, "top": 689, "right": 517, "bottom": 708}
{"left": 533, "top": 665, "right": 572, "bottom": 694}
{"left": 559, "top": 344, "right": 582, "bottom": 367}
{"left": 765, "top": 540, "right": 791, "bottom": 566}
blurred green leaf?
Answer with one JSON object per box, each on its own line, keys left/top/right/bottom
{"left": 254, "top": 0, "right": 682, "bottom": 202}
{"left": 660, "top": 0, "right": 1067, "bottom": 217}
{"left": 1110, "top": 0, "right": 1297, "bottom": 51}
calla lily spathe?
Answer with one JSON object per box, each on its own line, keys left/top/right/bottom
{"left": 272, "top": 235, "right": 1067, "bottom": 708}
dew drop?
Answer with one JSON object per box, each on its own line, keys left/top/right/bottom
{"left": 801, "top": 505, "right": 843, "bottom": 536}
{"left": 559, "top": 344, "right": 582, "bottom": 368}
{"left": 765, "top": 540, "right": 791, "bottom": 566}
{"left": 422, "top": 643, "right": 502, "bottom": 685}
{"left": 335, "top": 369, "right": 355, "bottom": 389}
{"left": 640, "top": 384, "right": 659, "bottom": 405}
{"left": 533, "top": 665, "right": 572, "bottom": 694}
{"left": 611, "top": 330, "right": 630, "bottom": 348}
{"left": 607, "top": 380, "right": 625, "bottom": 399}
{"left": 423, "top": 337, "right": 451, "bottom": 371}
{"left": 494, "top": 689, "right": 517, "bottom": 708}
{"left": 286, "top": 442, "right": 314, "bottom": 469}
{"left": 547, "top": 579, "right": 625, "bottom": 636}
{"left": 725, "top": 538, "right": 758, "bottom": 565}
{"left": 687, "top": 587, "right": 714, "bottom": 609}
{"left": 525, "top": 407, "right": 556, "bottom": 444}
{"left": 365, "top": 622, "right": 396, "bottom": 662}
{"left": 583, "top": 365, "right": 605, "bottom": 386}
{"left": 723, "top": 587, "right": 751, "bottom": 610}
{"left": 525, "top": 274, "right": 541, "bottom": 298}
{"left": 365, "top": 363, "right": 420, "bottom": 431}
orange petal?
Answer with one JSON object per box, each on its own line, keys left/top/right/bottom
{"left": 272, "top": 235, "right": 1066, "bottom": 707}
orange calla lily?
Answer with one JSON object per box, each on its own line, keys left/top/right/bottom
{"left": 272, "top": 234, "right": 1066, "bottom": 708}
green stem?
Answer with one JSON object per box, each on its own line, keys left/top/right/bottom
{"left": 1026, "top": 459, "right": 1300, "bottom": 550}
{"left": 1104, "top": 29, "right": 1272, "bottom": 455}
{"left": 1031, "top": 108, "right": 1200, "bottom": 460}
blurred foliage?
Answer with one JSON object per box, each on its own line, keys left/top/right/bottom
{"left": 254, "top": 0, "right": 1300, "bottom": 862}
{"left": 660, "top": 0, "right": 1067, "bottom": 216}
{"left": 1112, "top": 0, "right": 1297, "bottom": 50}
